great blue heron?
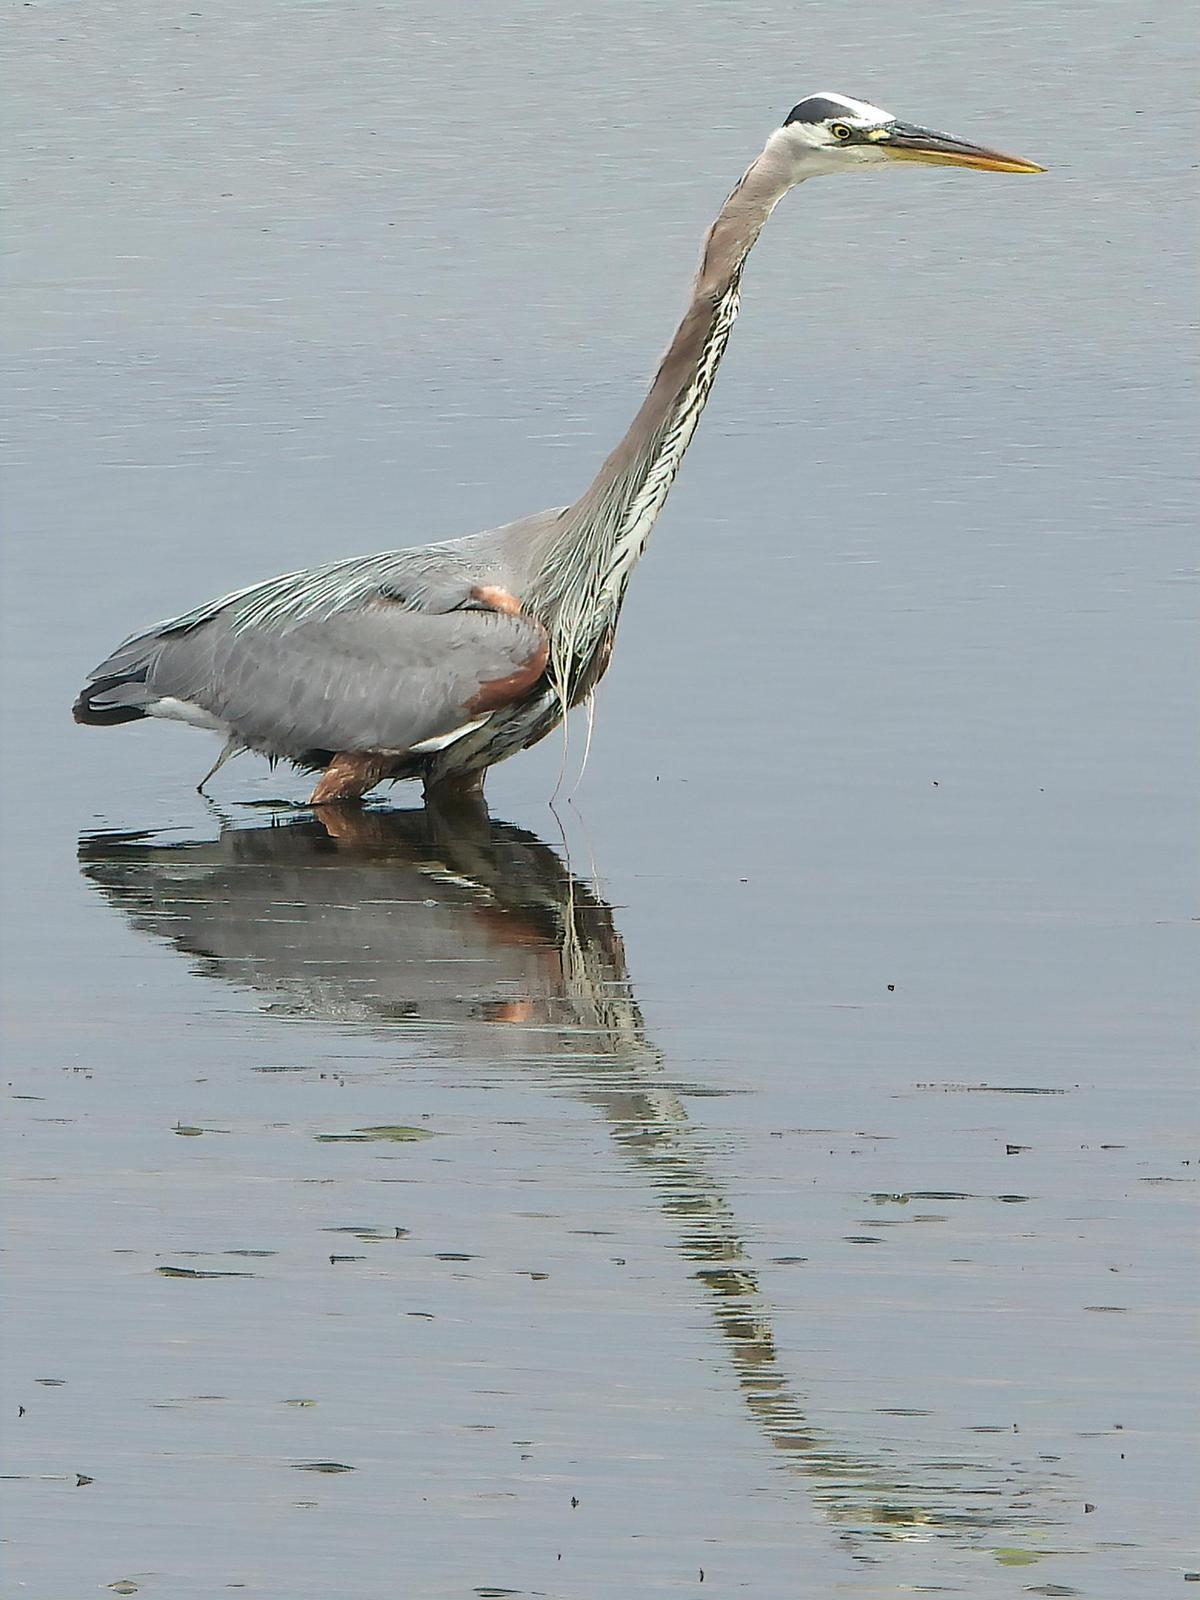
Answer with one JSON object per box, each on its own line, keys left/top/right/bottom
{"left": 74, "top": 93, "right": 1041, "bottom": 806}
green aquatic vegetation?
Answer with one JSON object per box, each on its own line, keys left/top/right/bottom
{"left": 315, "top": 1125, "right": 435, "bottom": 1143}
{"left": 323, "top": 1225, "right": 410, "bottom": 1241}
{"left": 156, "top": 1266, "right": 254, "bottom": 1279}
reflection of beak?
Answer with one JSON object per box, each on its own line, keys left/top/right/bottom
{"left": 879, "top": 122, "right": 1044, "bottom": 174}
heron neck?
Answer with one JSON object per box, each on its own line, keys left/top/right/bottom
{"left": 530, "top": 144, "right": 794, "bottom": 636}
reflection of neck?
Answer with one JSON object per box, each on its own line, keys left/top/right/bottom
{"left": 79, "top": 810, "right": 1063, "bottom": 1541}
{"left": 530, "top": 144, "right": 796, "bottom": 650}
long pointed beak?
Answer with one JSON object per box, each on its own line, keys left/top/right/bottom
{"left": 878, "top": 122, "right": 1044, "bottom": 174}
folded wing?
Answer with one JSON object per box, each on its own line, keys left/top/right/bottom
{"left": 76, "top": 588, "right": 548, "bottom": 760}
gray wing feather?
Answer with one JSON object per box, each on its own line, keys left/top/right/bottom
{"left": 148, "top": 604, "right": 544, "bottom": 756}
{"left": 103, "top": 546, "right": 479, "bottom": 661}
{"left": 101, "top": 504, "right": 569, "bottom": 659}
{"left": 78, "top": 507, "right": 569, "bottom": 752}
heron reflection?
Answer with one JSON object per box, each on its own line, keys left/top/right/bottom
{"left": 79, "top": 807, "right": 1057, "bottom": 1544}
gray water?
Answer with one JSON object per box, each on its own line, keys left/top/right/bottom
{"left": 2, "top": 3, "right": 1196, "bottom": 1596}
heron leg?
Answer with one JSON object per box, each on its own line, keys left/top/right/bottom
{"left": 308, "top": 752, "right": 392, "bottom": 806}
{"left": 423, "top": 768, "right": 490, "bottom": 827}
{"left": 196, "top": 737, "right": 243, "bottom": 794}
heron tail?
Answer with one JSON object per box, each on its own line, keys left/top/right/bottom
{"left": 72, "top": 668, "right": 151, "bottom": 726}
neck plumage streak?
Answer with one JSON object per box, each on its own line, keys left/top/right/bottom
{"left": 533, "top": 269, "right": 744, "bottom": 722}
{"left": 596, "top": 275, "right": 742, "bottom": 614}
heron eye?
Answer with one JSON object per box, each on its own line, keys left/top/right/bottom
{"left": 830, "top": 123, "right": 853, "bottom": 141}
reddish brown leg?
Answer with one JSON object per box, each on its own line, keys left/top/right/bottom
{"left": 308, "top": 752, "right": 392, "bottom": 806}
{"left": 313, "top": 807, "right": 389, "bottom": 847}
{"left": 422, "top": 773, "right": 490, "bottom": 832}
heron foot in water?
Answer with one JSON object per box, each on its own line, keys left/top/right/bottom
{"left": 308, "top": 752, "right": 395, "bottom": 805}
{"left": 423, "top": 770, "right": 490, "bottom": 827}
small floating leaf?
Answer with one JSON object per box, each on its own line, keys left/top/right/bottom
{"left": 156, "top": 1266, "right": 254, "bottom": 1280}
{"left": 918, "top": 1083, "right": 1066, "bottom": 1095}
{"left": 174, "top": 1125, "right": 205, "bottom": 1137}
{"left": 283, "top": 1399, "right": 316, "bottom": 1407}
{"left": 316, "top": 1125, "right": 434, "bottom": 1144}
{"left": 355, "top": 1124, "right": 434, "bottom": 1142}
{"left": 992, "top": 1547, "right": 1042, "bottom": 1567}
{"left": 108, "top": 1584, "right": 139, "bottom": 1596}
{"left": 292, "top": 1460, "right": 354, "bottom": 1473}
{"left": 324, "top": 1225, "right": 409, "bottom": 1241}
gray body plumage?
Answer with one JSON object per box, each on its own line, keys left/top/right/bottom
{"left": 74, "top": 96, "right": 1041, "bottom": 800}
{"left": 79, "top": 511, "right": 568, "bottom": 777}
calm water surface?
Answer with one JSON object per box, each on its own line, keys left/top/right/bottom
{"left": 2, "top": 3, "right": 1195, "bottom": 1597}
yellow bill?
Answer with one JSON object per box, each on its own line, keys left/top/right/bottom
{"left": 879, "top": 122, "right": 1044, "bottom": 174}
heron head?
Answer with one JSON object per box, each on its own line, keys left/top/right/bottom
{"left": 773, "top": 93, "right": 1043, "bottom": 177}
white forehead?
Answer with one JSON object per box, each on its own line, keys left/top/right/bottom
{"left": 812, "top": 91, "right": 893, "bottom": 124}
